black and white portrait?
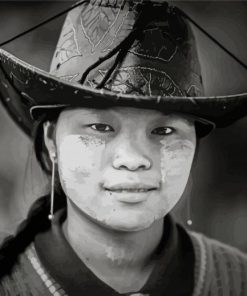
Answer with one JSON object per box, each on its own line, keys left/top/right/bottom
{"left": 0, "top": 0, "right": 247, "bottom": 295}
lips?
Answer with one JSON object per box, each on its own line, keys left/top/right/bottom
{"left": 103, "top": 183, "right": 158, "bottom": 193}
{"left": 106, "top": 188, "right": 155, "bottom": 193}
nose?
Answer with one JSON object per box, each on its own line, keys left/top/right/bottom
{"left": 112, "top": 141, "right": 152, "bottom": 171}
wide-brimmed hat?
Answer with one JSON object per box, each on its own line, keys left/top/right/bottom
{"left": 0, "top": 0, "right": 247, "bottom": 137}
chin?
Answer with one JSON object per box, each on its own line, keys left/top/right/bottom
{"left": 101, "top": 212, "right": 156, "bottom": 232}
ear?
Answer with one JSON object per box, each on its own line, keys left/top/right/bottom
{"left": 43, "top": 121, "right": 57, "bottom": 161}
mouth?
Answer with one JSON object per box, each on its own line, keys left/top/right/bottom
{"left": 103, "top": 184, "right": 158, "bottom": 204}
{"left": 105, "top": 187, "right": 157, "bottom": 204}
{"left": 104, "top": 188, "right": 156, "bottom": 193}
{"left": 103, "top": 183, "right": 158, "bottom": 195}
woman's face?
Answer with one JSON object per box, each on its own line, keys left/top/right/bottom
{"left": 47, "top": 107, "right": 196, "bottom": 231}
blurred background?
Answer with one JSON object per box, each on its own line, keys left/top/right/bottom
{"left": 0, "top": 1, "right": 247, "bottom": 251}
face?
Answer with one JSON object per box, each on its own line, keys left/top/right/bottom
{"left": 48, "top": 107, "right": 196, "bottom": 232}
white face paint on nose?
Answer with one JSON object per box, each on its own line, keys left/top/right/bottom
{"left": 112, "top": 139, "right": 152, "bottom": 171}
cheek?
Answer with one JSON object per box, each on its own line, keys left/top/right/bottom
{"left": 57, "top": 135, "right": 106, "bottom": 191}
{"left": 159, "top": 139, "right": 195, "bottom": 206}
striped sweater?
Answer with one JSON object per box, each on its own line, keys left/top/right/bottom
{"left": 0, "top": 231, "right": 247, "bottom": 295}
{"left": 190, "top": 232, "right": 247, "bottom": 296}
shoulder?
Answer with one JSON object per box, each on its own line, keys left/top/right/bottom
{"left": 190, "top": 230, "right": 247, "bottom": 259}
{"left": 190, "top": 230, "right": 247, "bottom": 266}
{"left": 187, "top": 230, "right": 247, "bottom": 296}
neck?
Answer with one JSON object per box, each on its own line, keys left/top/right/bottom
{"left": 63, "top": 200, "right": 164, "bottom": 268}
{"left": 62, "top": 199, "right": 164, "bottom": 292}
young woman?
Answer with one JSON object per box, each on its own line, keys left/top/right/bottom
{"left": 0, "top": 0, "right": 247, "bottom": 295}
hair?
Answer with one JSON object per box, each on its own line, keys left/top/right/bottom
{"left": 0, "top": 110, "right": 66, "bottom": 280}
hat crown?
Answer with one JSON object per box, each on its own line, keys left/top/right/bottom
{"left": 51, "top": 0, "right": 203, "bottom": 97}
{"left": 0, "top": 0, "right": 245, "bottom": 138}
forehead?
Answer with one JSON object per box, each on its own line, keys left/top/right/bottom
{"left": 58, "top": 106, "right": 194, "bottom": 124}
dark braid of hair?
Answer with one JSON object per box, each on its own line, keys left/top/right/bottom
{"left": 0, "top": 111, "right": 66, "bottom": 280}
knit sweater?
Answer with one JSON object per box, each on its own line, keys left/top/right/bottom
{"left": 0, "top": 226, "right": 247, "bottom": 295}
{"left": 190, "top": 232, "right": 247, "bottom": 296}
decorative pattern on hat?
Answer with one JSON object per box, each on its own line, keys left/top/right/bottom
{"left": 50, "top": 0, "right": 203, "bottom": 98}
{"left": 88, "top": 66, "right": 185, "bottom": 96}
{"left": 1, "top": 0, "right": 246, "bottom": 137}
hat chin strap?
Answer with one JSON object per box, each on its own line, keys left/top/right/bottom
{"left": 0, "top": 1, "right": 246, "bottom": 72}
{"left": 0, "top": 0, "right": 89, "bottom": 47}
{"left": 174, "top": 7, "right": 247, "bottom": 71}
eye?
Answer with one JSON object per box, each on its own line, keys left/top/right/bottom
{"left": 89, "top": 123, "right": 114, "bottom": 132}
{"left": 151, "top": 126, "right": 174, "bottom": 136}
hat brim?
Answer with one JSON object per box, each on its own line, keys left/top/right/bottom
{"left": 0, "top": 49, "right": 247, "bottom": 137}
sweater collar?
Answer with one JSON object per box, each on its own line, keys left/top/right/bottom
{"left": 34, "top": 209, "right": 194, "bottom": 295}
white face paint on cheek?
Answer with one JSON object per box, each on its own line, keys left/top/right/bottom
{"left": 160, "top": 139, "right": 195, "bottom": 179}
{"left": 159, "top": 138, "right": 195, "bottom": 208}
{"left": 58, "top": 135, "right": 106, "bottom": 196}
